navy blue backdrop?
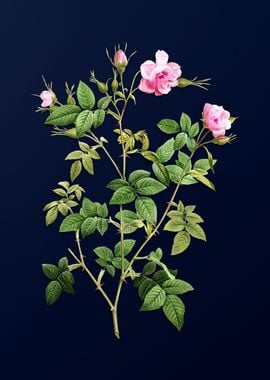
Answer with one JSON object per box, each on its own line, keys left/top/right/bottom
{"left": 1, "top": 0, "right": 269, "bottom": 379}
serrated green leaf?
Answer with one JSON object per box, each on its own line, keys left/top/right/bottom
{"left": 45, "top": 206, "right": 58, "bottom": 226}
{"left": 95, "top": 258, "right": 108, "bottom": 267}
{"left": 149, "top": 248, "right": 163, "bottom": 262}
{"left": 75, "top": 110, "right": 94, "bottom": 137}
{"left": 58, "top": 257, "right": 68, "bottom": 272}
{"left": 87, "top": 149, "right": 100, "bottom": 160}
{"left": 163, "top": 295, "right": 185, "bottom": 330}
{"left": 140, "top": 285, "right": 166, "bottom": 311}
{"left": 53, "top": 188, "right": 67, "bottom": 197}
{"left": 93, "top": 109, "right": 105, "bottom": 128}
{"left": 186, "top": 212, "right": 204, "bottom": 223}
{"left": 128, "top": 170, "right": 150, "bottom": 186}
{"left": 78, "top": 141, "right": 90, "bottom": 152}
{"left": 97, "top": 203, "right": 108, "bottom": 218}
{"left": 174, "top": 132, "right": 187, "bottom": 150}
{"left": 58, "top": 181, "right": 70, "bottom": 190}
{"left": 58, "top": 272, "right": 75, "bottom": 294}
{"left": 82, "top": 197, "right": 97, "bottom": 217}
{"left": 187, "top": 137, "right": 196, "bottom": 152}
{"left": 180, "top": 113, "right": 191, "bottom": 132}
{"left": 157, "top": 119, "right": 180, "bottom": 134}
{"left": 152, "top": 270, "right": 170, "bottom": 285}
{"left": 190, "top": 171, "right": 216, "bottom": 191}
{"left": 65, "top": 150, "right": 84, "bottom": 160}
{"left": 186, "top": 223, "right": 206, "bottom": 241}
{"left": 138, "top": 278, "right": 156, "bottom": 300}
{"left": 43, "top": 201, "right": 59, "bottom": 211}
{"left": 81, "top": 217, "right": 97, "bottom": 238}
{"left": 82, "top": 154, "right": 94, "bottom": 175}
{"left": 156, "top": 138, "right": 175, "bottom": 163}
{"left": 162, "top": 279, "right": 194, "bottom": 295}
{"left": 70, "top": 160, "right": 82, "bottom": 182}
{"left": 115, "top": 210, "right": 138, "bottom": 223}
{"left": 164, "top": 218, "right": 185, "bottom": 232}
{"left": 194, "top": 159, "right": 215, "bottom": 172}
{"left": 166, "top": 165, "right": 184, "bottom": 183}
{"left": 172, "top": 231, "right": 191, "bottom": 255}
{"left": 112, "top": 257, "right": 129, "bottom": 270}
{"left": 96, "top": 218, "right": 108, "bottom": 236}
{"left": 97, "top": 96, "right": 111, "bottom": 109}
{"left": 109, "top": 186, "right": 136, "bottom": 205}
{"left": 141, "top": 151, "right": 160, "bottom": 162}
{"left": 59, "top": 213, "right": 84, "bottom": 232}
{"left": 114, "top": 239, "right": 136, "bottom": 257}
{"left": 45, "top": 105, "right": 81, "bottom": 126}
{"left": 178, "top": 151, "right": 192, "bottom": 172}
{"left": 42, "top": 264, "right": 59, "bottom": 280}
{"left": 152, "top": 162, "right": 170, "bottom": 185}
{"left": 46, "top": 281, "right": 62, "bottom": 305}
{"left": 135, "top": 178, "right": 166, "bottom": 196}
{"left": 167, "top": 210, "right": 184, "bottom": 219}
{"left": 135, "top": 197, "right": 157, "bottom": 225}
{"left": 94, "top": 246, "right": 113, "bottom": 261}
{"left": 185, "top": 205, "right": 196, "bottom": 214}
{"left": 106, "top": 264, "right": 115, "bottom": 277}
{"left": 58, "top": 203, "right": 69, "bottom": 216}
{"left": 189, "top": 122, "right": 199, "bottom": 138}
{"left": 77, "top": 81, "right": 95, "bottom": 110}
{"left": 134, "top": 275, "right": 146, "bottom": 288}
{"left": 143, "top": 262, "right": 156, "bottom": 276}
{"left": 106, "top": 179, "right": 129, "bottom": 190}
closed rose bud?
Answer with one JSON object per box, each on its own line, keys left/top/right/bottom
{"left": 111, "top": 78, "right": 119, "bottom": 92}
{"left": 97, "top": 81, "right": 108, "bottom": 94}
{"left": 177, "top": 78, "right": 192, "bottom": 88}
{"left": 64, "top": 128, "right": 78, "bottom": 138}
{"left": 114, "top": 50, "right": 128, "bottom": 73}
{"left": 213, "top": 135, "right": 231, "bottom": 145}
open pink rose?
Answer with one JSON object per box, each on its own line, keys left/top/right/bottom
{"left": 139, "top": 50, "right": 181, "bottom": 96}
{"left": 203, "top": 103, "right": 231, "bottom": 137}
{"left": 40, "top": 90, "right": 54, "bottom": 107}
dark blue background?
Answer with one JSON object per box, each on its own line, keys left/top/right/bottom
{"left": 2, "top": 0, "right": 269, "bottom": 379}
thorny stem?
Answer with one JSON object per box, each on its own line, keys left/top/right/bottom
{"left": 72, "top": 231, "right": 114, "bottom": 311}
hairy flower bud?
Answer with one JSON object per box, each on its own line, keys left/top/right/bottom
{"left": 97, "top": 81, "right": 108, "bottom": 94}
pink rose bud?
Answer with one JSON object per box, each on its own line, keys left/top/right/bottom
{"left": 114, "top": 50, "right": 128, "bottom": 73}
{"left": 203, "top": 103, "right": 231, "bottom": 137}
{"left": 40, "top": 90, "right": 54, "bottom": 107}
{"left": 139, "top": 50, "right": 182, "bottom": 96}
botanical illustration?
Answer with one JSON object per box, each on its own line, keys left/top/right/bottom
{"left": 36, "top": 45, "right": 236, "bottom": 338}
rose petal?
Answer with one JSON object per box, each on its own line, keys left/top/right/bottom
{"left": 155, "top": 50, "right": 169, "bottom": 65}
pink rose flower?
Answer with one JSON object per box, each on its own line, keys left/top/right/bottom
{"left": 40, "top": 90, "right": 54, "bottom": 107}
{"left": 114, "top": 50, "right": 128, "bottom": 67}
{"left": 203, "top": 103, "right": 231, "bottom": 137}
{"left": 139, "top": 50, "right": 182, "bottom": 96}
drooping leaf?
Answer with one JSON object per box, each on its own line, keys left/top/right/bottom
{"left": 157, "top": 119, "right": 180, "bottom": 134}
{"left": 59, "top": 213, "right": 84, "bottom": 232}
{"left": 135, "top": 197, "right": 157, "bottom": 225}
{"left": 140, "top": 285, "right": 166, "bottom": 311}
{"left": 190, "top": 171, "right": 216, "bottom": 191}
{"left": 134, "top": 178, "right": 166, "bottom": 196}
{"left": 45, "top": 105, "right": 81, "bottom": 126}
{"left": 46, "top": 281, "right": 62, "bottom": 305}
{"left": 162, "top": 279, "right": 194, "bottom": 295}
{"left": 163, "top": 295, "right": 185, "bottom": 331}
{"left": 42, "top": 264, "right": 59, "bottom": 280}
{"left": 171, "top": 231, "right": 191, "bottom": 255}
{"left": 75, "top": 110, "right": 94, "bottom": 137}
{"left": 77, "top": 81, "right": 95, "bottom": 110}
{"left": 186, "top": 137, "right": 196, "bottom": 152}
{"left": 156, "top": 138, "right": 175, "bottom": 163}
{"left": 81, "top": 217, "right": 97, "bottom": 238}
{"left": 109, "top": 186, "right": 136, "bottom": 205}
